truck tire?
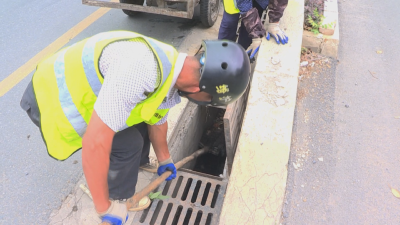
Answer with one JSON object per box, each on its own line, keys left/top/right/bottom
{"left": 200, "top": 0, "right": 220, "bottom": 27}
{"left": 120, "top": 0, "right": 145, "bottom": 16}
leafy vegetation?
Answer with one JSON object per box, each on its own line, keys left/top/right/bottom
{"left": 148, "top": 191, "right": 170, "bottom": 200}
{"left": 304, "top": 0, "right": 333, "bottom": 34}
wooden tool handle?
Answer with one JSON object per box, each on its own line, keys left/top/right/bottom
{"left": 100, "top": 147, "right": 208, "bottom": 225}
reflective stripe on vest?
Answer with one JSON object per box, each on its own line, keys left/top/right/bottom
{"left": 223, "top": 0, "right": 240, "bottom": 14}
{"left": 54, "top": 49, "right": 87, "bottom": 137}
{"left": 32, "top": 31, "right": 179, "bottom": 160}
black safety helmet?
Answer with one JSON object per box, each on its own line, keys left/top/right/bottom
{"left": 179, "top": 40, "right": 251, "bottom": 106}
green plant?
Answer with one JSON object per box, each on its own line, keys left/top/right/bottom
{"left": 306, "top": 8, "right": 334, "bottom": 34}
{"left": 148, "top": 191, "right": 170, "bottom": 200}
{"left": 307, "top": 8, "right": 324, "bottom": 34}
{"left": 301, "top": 47, "right": 309, "bottom": 55}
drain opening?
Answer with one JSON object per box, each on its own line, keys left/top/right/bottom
{"left": 194, "top": 210, "right": 203, "bottom": 225}
{"left": 171, "top": 205, "right": 183, "bottom": 225}
{"left": 182, "top": 208, "right": 193, "bottom": 225}
{"left": 205, "top": 213, "right": 213, "bottom": 225}
{"left": 201, "top": 182, "right": 211, "bottom": 206}
{"left": 150, "top": 201, "right": 163, "bottom": 225}
{"left": 211, "top": 185, "right": 221, "bottom": 208}
{"left": 191, "top": 180, "right": 202, "bottom": 203}
{"left": 160, "top": 203, "right": 173, "bottom": 225}
{"left": 172, "top": 176, "right": 183, "bottom": 198}
{"left": 193, "top": 108, "right": 227, "bottom": 176}
{"left": 181, "top": 178, "right": 193, "bottom": 201}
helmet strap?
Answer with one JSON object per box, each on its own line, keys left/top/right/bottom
{"left": 178, "top": 91, "right": 212, "bottom": 106}
{"left": 186, "top": 96, "right": 212, "bottom": 106}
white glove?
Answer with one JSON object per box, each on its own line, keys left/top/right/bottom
{"left": 246, "top": 37, "right": 263, "bottom": 60}
{"left": 267, "top": 23, "right": 289, "bottom": 44}
{"left": 98, "top": 200, "right": 128, "bottom": 225}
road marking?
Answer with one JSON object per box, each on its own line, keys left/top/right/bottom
{"left": 0, "top": 4, "right": 114, "bottom": 97}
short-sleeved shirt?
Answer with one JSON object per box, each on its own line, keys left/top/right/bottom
{"left": 94, "top": 39, "right": 187, "bottom": 132}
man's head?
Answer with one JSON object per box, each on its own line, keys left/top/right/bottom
{"left": 176, "top": 40, "right": 251, "bottom": 106}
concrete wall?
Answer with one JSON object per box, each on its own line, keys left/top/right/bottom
{"left": 167, "top": 102, "right": 208, "bottom": 169}
{"left": 219, "top": 0, "right": 304, "bottom": 223}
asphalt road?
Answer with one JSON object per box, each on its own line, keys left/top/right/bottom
{"left": 0, "top": 1, "right": 201, "bottom": 224}
{"left": 283, "top": 0, "right": 400, "bottom": 224}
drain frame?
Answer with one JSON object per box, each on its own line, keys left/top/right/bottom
{"left": 133, "top": 170, "right": 227, "bottom": 225}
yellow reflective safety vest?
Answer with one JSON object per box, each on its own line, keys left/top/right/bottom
{"left": 31, "top": 31, "right": 179, "bottom": 160}
{"left": 223, "top": 0, "right": 240, "bottom": 14}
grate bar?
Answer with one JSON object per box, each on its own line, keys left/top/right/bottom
{"left": 196, "top": 182, "right": 207, "bottom": 205}
{"left": 188, "top": 208, "right": 198, "bottom": 225}
{"left": 133, "top": 170, "right": 227, "bottom": 225}
{"left": 185, "top": 178, "right": 198, "bottom": 202}
{"left": 154, "top": 200, "right": 168, "bottom": 225}
{"left": 175, "top": 176, "right": 189, "bottom": 199}
{"left": 168, "top": 175, "right": 182, "bottom": 197}
{"left": 205, "top": 185, "right": 216, "bottom": 207}
{"left": 143, "top": 199, "right": 160, "bottom": 224}
{"left": 165, "top": 204, "right": 179, "bottom": 225}
{"left": 213, "top": 185, "right": 225, "bottom": 211}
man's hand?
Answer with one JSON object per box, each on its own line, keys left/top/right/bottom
{"left": 241, "top": 7, "right": 269, "bottom": 60}
{"left": 267, "top": 23, "right": 289, "bottom": 44}
{"left": 246, "top": 35, "right": 270, "bottom": 60}
{"left": 157, "top": 157, "right": 177, "bottom": 181}
{"left": 98, "top": 200, "right": 128, "bottom": 225}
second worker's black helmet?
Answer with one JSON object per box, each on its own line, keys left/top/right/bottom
{"left": 180, "top": 40, "right": 251, "bottom": 106}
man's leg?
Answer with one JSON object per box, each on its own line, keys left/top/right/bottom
{"left": 107, "top": 123, "right": 150, "bottom": 200}
{"left": 218, "top": 9, "right": 241, "bottom": 41}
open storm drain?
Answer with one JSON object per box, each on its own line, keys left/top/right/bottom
{"left": 133, "top": 170, "right": 227, "bottom": 225}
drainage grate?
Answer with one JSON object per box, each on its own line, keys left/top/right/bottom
{"left": 133, "top": 169, "right": 227, "bottom": 225}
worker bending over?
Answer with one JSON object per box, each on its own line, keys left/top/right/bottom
{"left": 20, "top": 31, "right": 250, "bottom": 225}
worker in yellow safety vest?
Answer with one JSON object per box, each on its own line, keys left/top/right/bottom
{"left": 20, "top": 31, "right": 250, "bottom": 225}
{"left": 220, "top": 0, "right": 289, "bottom": 59}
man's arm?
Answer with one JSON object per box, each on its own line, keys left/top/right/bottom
{"left": 82, "top": 110, "right": 115, "bottom": 213}
{"left": 147, "top": 121, "right": 170, "bottom": 162}
{"left": 268, "top": 0, "right": 288, "bottom": 23}
{"left": 148, "top": 121, "right": 177, "bottom": 181}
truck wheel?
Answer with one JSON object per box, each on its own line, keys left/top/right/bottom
{"left": 120, "top": 0, "right": 145, "bottom": 16}
{"left": 200, "top": 0, "right": 220, "bottom": 27}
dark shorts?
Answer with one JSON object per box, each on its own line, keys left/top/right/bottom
{"left": 108, "top": 122, "right": 151, "bottom": 200}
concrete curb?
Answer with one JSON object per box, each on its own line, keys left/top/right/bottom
{"left": 219, "top": 0, "right": 304, "bottom": 224}
{"left": 302, "top": 0, "right": 340, "bottom": 58}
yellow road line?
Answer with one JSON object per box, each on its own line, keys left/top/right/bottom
{"left": 0, "top": 5, "right": 113, "bottom": 97}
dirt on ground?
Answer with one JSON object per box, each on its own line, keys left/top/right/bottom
{"left": 299, "top": 48, "right": 333, "bottom": 79}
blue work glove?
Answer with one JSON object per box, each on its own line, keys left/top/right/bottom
{"left": 98, "top": 200, "right": 128, "bottom": 225}
{"left": 157, "top": 157, "right": 177, "bottom": 181}
{"left": 246, "top": 34, "right": 270, "bottom": 60}
{"left": 267, "top": 23, "right": 289, "bottom": 45}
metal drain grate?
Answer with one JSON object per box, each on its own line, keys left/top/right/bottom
{"left": 133, "top": 169, "right": 227, "bottom": 225}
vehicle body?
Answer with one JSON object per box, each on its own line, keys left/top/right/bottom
{"left": 82, "top": 0, "right": 221, "bottom": 27}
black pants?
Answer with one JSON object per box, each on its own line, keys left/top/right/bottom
{"left": 108, "top": 122, "right": 151, "bottom": 200}
{"left": 218, "top": 1, "right": 265, "bottom": 50}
